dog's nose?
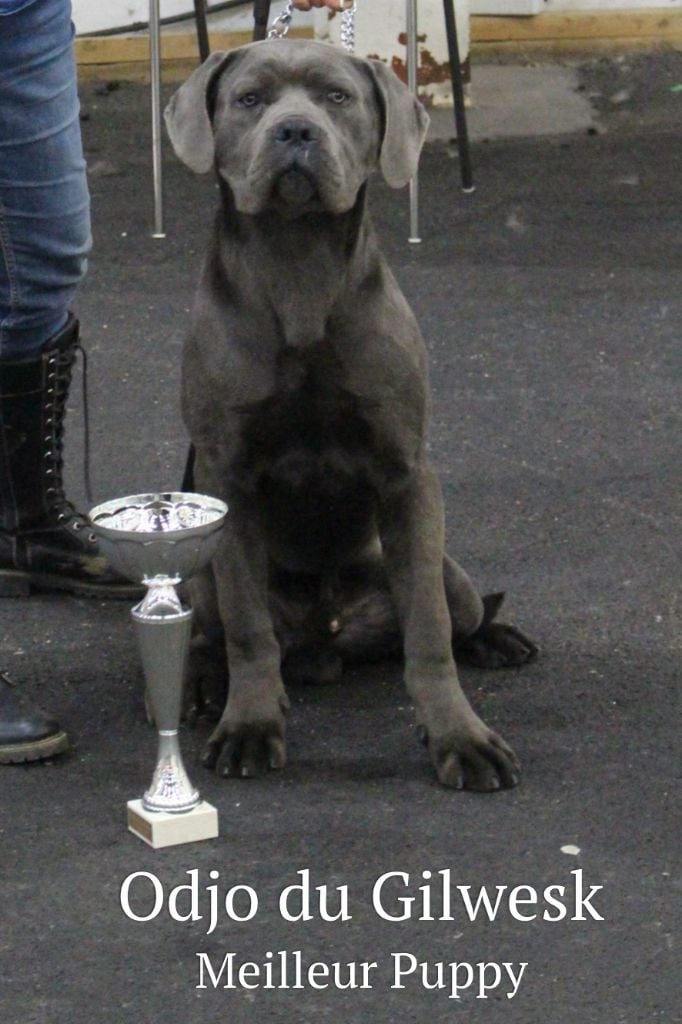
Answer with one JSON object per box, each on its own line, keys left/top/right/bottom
{"left": 273, "top": 118, "right": 319, "bottom": 148}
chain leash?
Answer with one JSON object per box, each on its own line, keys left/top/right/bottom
{"left": 339, "top": 1, "right": 357, "bottom": 53}
{"left": 268, "top": 1, "right": 357, "bottom": 54}
{"left": 268, "top": 1, "right": 294, "bottom": 40}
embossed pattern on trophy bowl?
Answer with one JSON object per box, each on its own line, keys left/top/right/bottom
{"left": 88, "top": 492, "right": 228, "bottom": 584}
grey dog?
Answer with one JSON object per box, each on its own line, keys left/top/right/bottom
{"left": 164, "top": 38, "right": 537, "bottom": 791}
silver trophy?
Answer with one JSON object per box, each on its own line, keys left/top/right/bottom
{"left": 89, "top": 492, "right": 227, "bottom": 848}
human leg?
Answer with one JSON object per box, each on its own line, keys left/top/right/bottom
{"left": 0, "top": 0, "right": 135, "bottom": 760}
{"left": 0, "top": 0, "right": 135, "bottom": 597}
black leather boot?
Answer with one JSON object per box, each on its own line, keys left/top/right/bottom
{"left": 0, "top": 315, "right": 139, "bottom": 597}
{"left": 0, "top": 671, "right": 69, "bottom": 763}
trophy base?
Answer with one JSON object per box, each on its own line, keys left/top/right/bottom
{"left": 127, "top": 799, "right": 219, "bottom": 849}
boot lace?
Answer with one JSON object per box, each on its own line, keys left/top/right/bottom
{"left": 43, "top": 343, "right": 95, "bottom": 542}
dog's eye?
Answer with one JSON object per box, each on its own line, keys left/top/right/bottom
{"left": 236, "top": 92, "right": 261, "bottom": 108}
{"left": 327, "top": 89, "right": 349, "bottom": 105}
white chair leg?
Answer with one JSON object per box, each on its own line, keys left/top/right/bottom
{"left": 406, "top": 0, "right": 421, "bottom": 244}
{"left": 150, "top": 0, "right": 166, "bottom": 238}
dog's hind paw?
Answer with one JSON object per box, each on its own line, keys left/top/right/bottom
{"left": 456, "top": 593, "right": 539, "bottom": 669}
{"left": 201, "top": 692, "right": 289, "bottom": 779}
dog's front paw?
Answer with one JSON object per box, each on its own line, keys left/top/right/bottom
{"left": 200, "top": 692, "right": 289, "bottom": 779}
{"left": 419, "top": 713, "right": 520, "bottom": 792}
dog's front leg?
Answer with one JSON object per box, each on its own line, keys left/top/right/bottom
{"left": 380, "top": 463, "right": 519, "bottom": 791}
{"left": 200, "top": 492, "right": 289, "bottom": 779}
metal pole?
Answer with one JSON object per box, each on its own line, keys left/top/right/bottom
{"left": 442, "top": 0, "right": 474, "bottom": 193}
{"left": 149, "top": 0, "right": 166, "bottom": 238}
{"left": 253, "top": 0, "right": 272, "bottom": 41}
{"left": 406, "top": 0, "right": 421, "bottom": 244}
{"left": 193, "top": 0, "right": 211, "bottom": 63}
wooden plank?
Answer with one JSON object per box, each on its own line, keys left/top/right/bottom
{"left": 75, "top": 27, "right": 313, "bottom": 66}
{"left": 76, "top": 58, "right": 200, "bottom": 83}
{"left": 471, "top": 8, "right": 682, "bottom": 42}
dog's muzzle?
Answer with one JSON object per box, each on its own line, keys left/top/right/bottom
{"left": 271, "top": 117, "right": 322, "bottom": 205}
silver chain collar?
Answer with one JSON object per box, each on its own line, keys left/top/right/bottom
{"left": 268, "top": 1, "right": 358, "bottom": 54}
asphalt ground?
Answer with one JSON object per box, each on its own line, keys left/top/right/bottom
{"left": 1, "top": 52, "right": 680, "bottom": 1024}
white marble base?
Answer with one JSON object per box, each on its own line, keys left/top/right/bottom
{"left": 127, "top": 799, "right": 219, "bottom": 849}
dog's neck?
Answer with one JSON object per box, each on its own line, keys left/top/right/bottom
{"left": 215, "top": 182, "right": 379, "bottom": 350}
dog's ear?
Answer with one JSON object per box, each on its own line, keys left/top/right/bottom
{"left": 366, "top": 60, "right": 430, "bottom": 188}
{"left": 164, "top": 50, "right": 240, "bottom": 173}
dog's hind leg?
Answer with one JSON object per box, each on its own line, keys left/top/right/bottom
{"left": 331, "top": 579, "right": 403, "bottom": 665}
{"left": 185, "top": 634, "right": 228, "bottom": 723}
{"left": 326, "top": 555, "right": 537, "bottom": 671}
{"left": 443, "top": 554, "right": 538, "bottom": 669}
{"left": 274, "top": 561, "right": 402, "bottom": 683}
{"left": 443, "top": 555, "right": 485, "bottom": 641}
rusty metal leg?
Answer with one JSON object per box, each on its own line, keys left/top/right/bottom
{"left": 253, "top": 0, "right": 272, "bottom": 41}
{"left": 442, "top": 0, "right": 474, "bottom": 193}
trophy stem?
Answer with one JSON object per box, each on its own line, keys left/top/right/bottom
{"left": 132, "top": 578, "right": 199, "bottom": 813}
{"left": 144, "top": 731, "right": 200, "bottom": 814}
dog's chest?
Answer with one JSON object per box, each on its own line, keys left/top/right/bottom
{"left": 230, "top": 346, "right": 382, "bottom": 568}
{"left": 237, "top": 345, "right": 374, "bottom": 487}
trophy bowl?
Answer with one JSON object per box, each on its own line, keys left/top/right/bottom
{"left": 88, "top": 491, "right": 228, "bottom": 846}
{"left": 89, "top": 491, "right": 227, "bottom": 584}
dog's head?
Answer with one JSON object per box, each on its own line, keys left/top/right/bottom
{"left": 164, "top": 38, "right": 429, "bottom": 217}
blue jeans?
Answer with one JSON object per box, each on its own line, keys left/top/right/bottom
{"left": 0, "top": 0, "right": 91, "bottom": 359}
